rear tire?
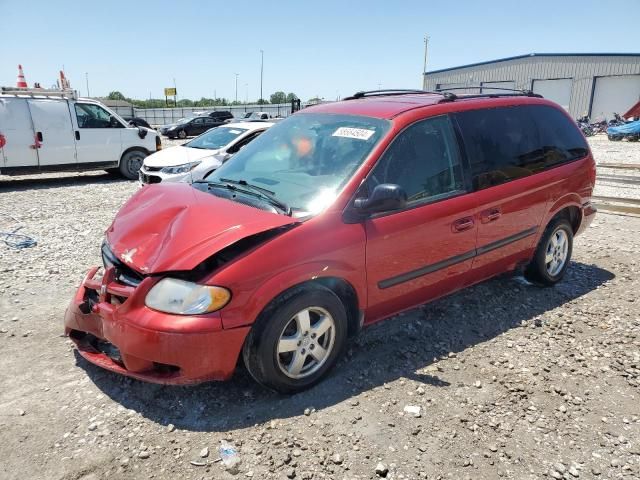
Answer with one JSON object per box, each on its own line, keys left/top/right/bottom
{"left": 242, "top": 285, "right": 348, "bottom": 394}
{"left": 524, "top": 217, "right": 573, "bottom": 286}
{"left": 119, "top": 150, "right": 147, "bottom": 180}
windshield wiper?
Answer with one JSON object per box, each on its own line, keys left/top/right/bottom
{"left": 219, "top": 178, "right": 291, "bottom": 215}
{"left": 194, "top": 179, "right": 291, "bottom": 215}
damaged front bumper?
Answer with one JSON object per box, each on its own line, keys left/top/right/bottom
{"left": 64, "top": 266, "right": 249, "bottom": 385}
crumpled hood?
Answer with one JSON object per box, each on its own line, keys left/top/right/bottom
{"left": 105, "top": 183, "right": 298, "bottom": 274}
{"left": 143, "top": 145, "right": 221, "bottom": 168}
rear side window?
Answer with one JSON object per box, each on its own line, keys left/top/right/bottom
{"left": 528, "top": 105, "right": 589, "bottom": 169}
{"left": 368, "top": 115, "right": 464, "bottom": 204}
{"left": 454, "top": 106, "right": 542, "bottom": 190}
{"left": 454, "top": 105, "right": 588, "bottom": 190}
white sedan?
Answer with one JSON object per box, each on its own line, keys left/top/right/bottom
{"left": 139, "top": 122, "right": 273, "bottom": 184}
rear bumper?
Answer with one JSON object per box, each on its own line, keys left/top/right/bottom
{"left": 64, "top": 267, "right": 249, "bottom": 385}
{"left": 576, "top": 201, "right": 597, "bottom": 236}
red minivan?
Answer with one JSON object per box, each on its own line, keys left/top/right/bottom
{"left": 65, "top": 89, "right": 596, "bottom": 393}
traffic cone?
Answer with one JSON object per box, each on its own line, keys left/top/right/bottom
{"left": 59, "top": 70, "right": 70, "bottom": 89}
{"left": 16, "top": 65, "right": 28, "bottom": 88}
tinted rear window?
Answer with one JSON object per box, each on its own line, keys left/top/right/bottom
{"left": 454, "top": 105, "right": 589, "bottom": 190}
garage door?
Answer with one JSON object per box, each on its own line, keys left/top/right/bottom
{"left": 481, "top": 81, "right": 516, "bottom": 93}
{"left": 532, "top": 79, "right": 573, "bottom": 111}
{"left": 591, "top": 75, "right": 640, "bottom": 121}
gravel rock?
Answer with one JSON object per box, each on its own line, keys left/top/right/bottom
{"left": 375, "top": 462, "right": 389, "bottom": 477}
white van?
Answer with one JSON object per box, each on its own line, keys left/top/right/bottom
{"left": 0, "top": 87, "right": 161, "bottom": 179}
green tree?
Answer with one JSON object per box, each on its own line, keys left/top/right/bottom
{"left": 270, "top": 91, "right": 286, "bottom": 104}
{"left": 257, "top": 98, "right": 269, "bottom": 105}
{"left": 286, "top": 93, "right": 298, "bottom": 102}
{"left": 307, "top": 96, "right": 323, "bottom": 104}
{"left": 107, "top": 91, "right": 126, "bottom": 101}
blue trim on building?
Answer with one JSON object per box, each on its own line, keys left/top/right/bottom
{"left": 424, "top": 53, "right": 640, "bottom": 75}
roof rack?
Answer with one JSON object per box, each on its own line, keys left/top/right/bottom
{"left": 0, "top": 86, "right": 78, "bottom": 99}
{"left": 343, "top": 89, "right": 457, "bottom": 102}
{"left": 434, "top": 86, "right": 542, "bottom": 98}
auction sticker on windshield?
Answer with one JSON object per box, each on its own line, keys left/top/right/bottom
{"left": 332, "top": 127, "right": 375, "bottom": 140}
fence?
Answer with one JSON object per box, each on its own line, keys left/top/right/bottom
{"left": 108, "top": 105, "right": 135, "bottom": 118}
{"left": 132, "top": 103, "right": 305, "bottom": 126}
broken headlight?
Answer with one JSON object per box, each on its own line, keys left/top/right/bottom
{"left": 145, "top": 278, "right": 231, "bottom": 315}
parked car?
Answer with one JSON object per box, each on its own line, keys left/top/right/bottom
{"left": 139, "top": 121, "right": 273, "bottom": 184}
{"left": 607, "top": 119, "right": 640, "bottom": 142}
{"left": 159, "top": 117, "right": 214, "bottom": 139}
{"left": 193, "top": 110, "right": 234, "bottom": 123}
{"left": 124, "top": 117, "right": 152, "bottom": 129}
{"left": 234, "top": 112, "right": 272, "bottom": 121}
{"left": 64, "top": 89, "right": 596, "bottom": 393}
{"left": 0, "top": 87, "right": 160, "bottom": 179}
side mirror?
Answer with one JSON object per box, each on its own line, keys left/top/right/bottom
{"left": 353, "top": 183, "right": 407, "bottom": 214}
{"left": 137, "top": 126, "right": 148, "bottom": 139}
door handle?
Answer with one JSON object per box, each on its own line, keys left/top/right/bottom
{"left": 481, "top": 208, "right": 502, "bottom": 223}
{"left": 452, "top": 217, "right": 474, "bottom": 232}
{"left": 30, "top": 132, "right": 42, "bottom": 149}
{"left": 75, "top": 131, "right": 80, "bottom": 140}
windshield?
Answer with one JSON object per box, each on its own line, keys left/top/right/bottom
{"left": 185, "top": 126, "right": 249, "bottom": 150}
{"left": 205, "top": 113, "right": 390, "bottom": 215}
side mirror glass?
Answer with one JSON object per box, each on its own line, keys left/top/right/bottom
{"left": 353, "top": 183, "right": 407, "bottom": 214}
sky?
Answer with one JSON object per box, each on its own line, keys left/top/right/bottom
{"left": 1, "top": 0, "right": 638, "bottom": 103}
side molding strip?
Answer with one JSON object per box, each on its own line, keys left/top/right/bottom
{"left": 377, "top": 227, "right": 537, "bottom": 290}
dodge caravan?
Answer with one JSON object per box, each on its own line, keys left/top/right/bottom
{"left": 64, "top": 89, "right": 596, "bottom": 393}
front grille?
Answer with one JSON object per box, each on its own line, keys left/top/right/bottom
{"left": 140, "top": 172, "right": 162, "bottom": 184}
{"left": 101, "top": 242, "right": 144, "bottom": 287}
{"left": 144, "top": 165, "right": 163, "bottom": 172}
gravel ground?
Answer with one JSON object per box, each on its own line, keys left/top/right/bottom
{"left": 0, "top": 137, "right": 639, "bottom": 480}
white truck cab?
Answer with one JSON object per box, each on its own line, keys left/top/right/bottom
{"left": 0, "top": 87, "right": 161, "bottom": 179}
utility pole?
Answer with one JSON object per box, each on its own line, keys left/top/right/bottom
{"left": 260, "top": 50, "right": 264, "bottom": 104}
{"left": 245, "top": 83, "right": 248, "bottom": 104}
{"left": 85, "top": 72, "right": 90, "bottom": 97}
{"left": 422, "top": 35, "right": 430, "bottom": 89}
{"left": 234, "top": 73, "right": 239, "bottom": 104}
{"left": 173, "top": 77, "right": 178, "bottom": 106}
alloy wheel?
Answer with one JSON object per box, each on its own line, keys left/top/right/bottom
{"left": 276, "top": 307, "right": 336, "bottom": 379}
{"left": 545, "top": 228, "right": 569, "bottom": 276}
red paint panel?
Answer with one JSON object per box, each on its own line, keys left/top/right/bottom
{"left": 363, "top": 193, "right": 478, "bottom": 323}
{"left": 106, "top": 183, "right": 297, "bottom": 274}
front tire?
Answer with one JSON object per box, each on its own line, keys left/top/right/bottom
{"left": 178, "top": 129, "right": 187, "bottom": 139}
{"left": 242, "top": 285, "right": 348, "bottom": 394}
{"left": 525, "top": 217, "right": 573, "bottom": 286}
{"left": 119, "top": 150, "right": 147, "bottom": 180}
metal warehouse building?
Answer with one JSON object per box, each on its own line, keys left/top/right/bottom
{"left": 423, "top": 53, "right": 640, "bottom": 120}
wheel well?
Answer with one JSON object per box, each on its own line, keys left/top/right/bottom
{"left": 119, "top": 147, "right": 149, "bottom": 165}
{"left": 553, "top": 206, "right": 581, "bottom": 234}
{"left": 312, "top": 277, "right": 361, "bottom": 337}
{"left": 265, "top": 278, "right": 362, "bottom": 338}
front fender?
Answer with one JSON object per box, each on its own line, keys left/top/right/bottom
{"left": 219, "top": 261, "right": 366, "bottom": 330}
